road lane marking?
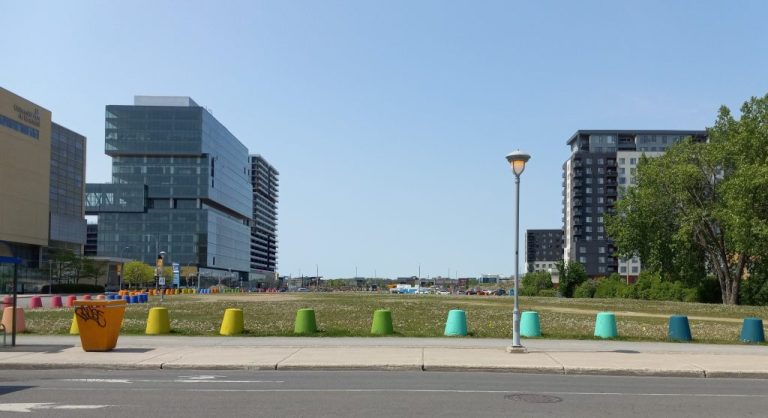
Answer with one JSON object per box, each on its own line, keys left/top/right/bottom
{"left": 61, "top": 378, "right": 284, "bottom": 384}
{"left": 0, "top": 403, "right": 111, "bottom": 413}
{"left": 50, "top": 388, "right": 768, "bottom": 398}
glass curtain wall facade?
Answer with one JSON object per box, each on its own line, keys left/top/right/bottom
{"left": 49, "top": 122, "right": 87, "bottom": 253}
{"left": 89, "top": 97, "right": 252, "bottom": 279}
{"left": 249, "top": 155, "right": 279, "bottom": 278}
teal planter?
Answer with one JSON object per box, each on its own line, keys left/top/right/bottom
{"left": 520, "top": 311, "right": 541, "bottom": 337}
{"left": 740, "top": 317, "right": 765, "bottom": 344}
{"left": 443, "top": 310, "right": 467, "bottom": 336}
{"left": 668, "top": 315, "right": 692, "bottom": 342}
{"left": 594, "top": 312, "right": 618, "bottom": 339}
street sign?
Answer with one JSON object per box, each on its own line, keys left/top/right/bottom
{"left": 159, "top": 277, "right": 166, "bottom": 286}
{"left": 172, "top": 263, "right": 180, "bottom": 286}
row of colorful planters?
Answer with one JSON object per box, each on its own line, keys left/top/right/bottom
{"left": 65, "top": 305, "right": 768, "bottom": 344}
{"left": 1, "top": 288, "right": 221, "bottom": 310}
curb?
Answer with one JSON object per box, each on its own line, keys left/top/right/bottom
{"left": 3, "top": 362, "right": 768, "bottom": 379}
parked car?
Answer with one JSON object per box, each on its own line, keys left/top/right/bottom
{"left": 493, "top": 288, "right": 507, "bottom": 296}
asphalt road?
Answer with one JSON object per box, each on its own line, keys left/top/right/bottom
{"left": 2, "top": 369, "right": 768, "bottom": 417}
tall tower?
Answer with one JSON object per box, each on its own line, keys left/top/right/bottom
{"left": 249, "top": 155, "right": 279, "bottom": 281}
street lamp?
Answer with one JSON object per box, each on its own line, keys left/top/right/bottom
{"left": 506, "top": 150, "right": 530, "bottom": 351}
{"left": 157, "top": 251, "right": 166, "bottom": 301}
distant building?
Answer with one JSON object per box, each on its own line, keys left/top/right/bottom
{"left": 526, "top": 229, "right": 563, "bottom": 273}
{"left": 562, "top": 130, "right": 707, "bottom": 279}
{"left": 249, "top": 155, "right": 279, "bottom": 281}
{"left": 86, "top": 96, "right": 253, "bottom": 285}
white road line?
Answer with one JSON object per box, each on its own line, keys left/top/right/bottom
{"left": 50, "top": 388, "right": 768, "bottom": 398}
{"left": 0, "top": 403, "right": 111, "bottom": 413}
{"left": 61, "top": 379, "right": 284, "bottom": 384}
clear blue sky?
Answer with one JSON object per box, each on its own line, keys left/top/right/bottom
{"left": 3, "top": 1, "right": 767, "bottom": 279}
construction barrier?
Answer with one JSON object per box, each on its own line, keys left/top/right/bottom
{"left": 28, "top": 296, "right": 43, "bottom": 309}
{"left": 50, "top": 295, "right": 63, "bottom": 308}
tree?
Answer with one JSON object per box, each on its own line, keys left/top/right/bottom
{"left": 556, "top": 260, "right": 587, "bottom": 298}
{"left": 122, "top": 261, "right": 154, "bottom": 288}
{"left": 607, "top": 94, "right": 768, "bottom": 304}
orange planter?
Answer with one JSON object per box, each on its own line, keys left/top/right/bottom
{"left": 73, "top": 300, "right": 127, "bottom": 352}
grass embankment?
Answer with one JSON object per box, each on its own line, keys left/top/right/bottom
{"left": 22, "top": 293, "right": 768, "bottom": 344}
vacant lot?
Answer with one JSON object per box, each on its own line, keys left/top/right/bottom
{"left": 21, "top": 293, "right": 768, "bottom": 344}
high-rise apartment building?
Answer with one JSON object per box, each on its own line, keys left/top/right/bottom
{"left": 562, "top": 130, "right": 707, "bottom": 279}
{"left": 86, "top": 96, "right": 253, "bottom": 283}
{"left": 249, "top": 155, "right": 279, "bottom": 279}
{"left": 525, "top": 229, "right": 563, "bottom": 273}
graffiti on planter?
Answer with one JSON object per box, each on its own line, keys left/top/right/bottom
{"left": 75, "top": 306, "right": 107, "bottom": 328}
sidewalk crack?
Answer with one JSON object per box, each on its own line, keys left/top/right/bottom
{"left": 543, "top": 352, "right": 566, "bottom": 374}
{"left": 274, "top": 347, "right": 303, "bottom": 370}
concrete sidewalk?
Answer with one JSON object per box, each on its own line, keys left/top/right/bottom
{"left": 2, "top": 335, "right": 767, "bottom": 378}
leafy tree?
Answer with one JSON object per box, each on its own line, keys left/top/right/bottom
{"left": 556, "top": 260, "right": 587, "bottom": 298}
{"left": 607, "top": 94, "right": 768, "bottom": 305}
{"left": 122, "top": 261, "right": 154, "bottom": 288}
{"left": 573, "top": 280, "right": 596, "bottom": 298}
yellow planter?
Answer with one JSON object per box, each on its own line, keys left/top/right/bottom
{"left": 219, "top": 308, "right": 244, "bottom": 336}
{"left": 73, "top": 300, "right": 126, "bottom": 352}
{"left": 145, "top": 307, "right": 171, "bottom": 335}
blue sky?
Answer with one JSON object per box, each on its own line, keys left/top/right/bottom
{"left": 2, "top": 1, "right": 767, "bottom": 279}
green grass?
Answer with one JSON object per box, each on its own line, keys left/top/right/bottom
{"left": 20, "top": 293, "right": 768, "bottom": 344}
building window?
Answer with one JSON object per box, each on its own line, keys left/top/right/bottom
{"left": 599, "top": 256, "right": 606, "bottom": 263}
{"left": 619, "top": 158, "right": 625, "bottom": 164}
{"left": 580, "top": 246, "right": 586, "bottom": 253}
{"left": 579, "top": 256, "right": 587, "bottom": 263}
{"left": 586, "top": 158, "right": 592, "bottom": 164}
{"left": 631, "top": 266, "right": 639, "bottom": 273}
{"left": 598, "top": 177, "right": 604, "bottom": 184}
{"left": 598, "top": 226, "right": 604, "bottom": 233}
{"left": 586, "top": 187, "right": 592, "bottom": 194}
{"left": 620, "top": 266, "right": 627, "bottom": 273}
{"left": 630, "top": 158, "right": 637, "bottom": 165}
{"left": 619, "top": 177, "right": 626, "bottom": 184}
{"left": 586, "top": 216, "right": 592, "bottom": 223}
{"left": 598, "top": 247, "right": 605, "bottom": 254}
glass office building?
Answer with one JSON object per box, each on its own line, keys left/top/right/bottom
{"left": 86, "top": 96, "right": 252, "bottom": 280}
{"left": 49, "top": 122, "right": 87, "bottom": 253}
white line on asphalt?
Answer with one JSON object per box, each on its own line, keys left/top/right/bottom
{"left": 50, "top": 387, "right": 768, "bottom": 398}
{"left": 0, "top": 403, "right": 112, "bottom": 413}
{"left": 180, "top": 389, "right": 768, "bottom": 398}
{"left": 61, "top": 379, "right": 284, "bottom": 384}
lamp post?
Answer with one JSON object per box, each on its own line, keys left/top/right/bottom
{"left": 157, "top": 251, "right": 166, "bottom": 301}
{"left": 506, "top": 150, "right": 530, "bottom": 351}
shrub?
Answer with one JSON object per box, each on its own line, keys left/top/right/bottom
{"left": 740, "top": 269, "right": 768, "bottom": 306}
{"left": 521, "top": 271, "right": 553, "bottom": 296}
{"left": 573, "top": 280, "right": 596, "bottom": 298}
{"left": 594, "top": 275, "right": 628, "bottom": 298}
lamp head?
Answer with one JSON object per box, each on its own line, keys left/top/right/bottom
{"left": 505, "top": 150, "right": 530, "bottom": 176}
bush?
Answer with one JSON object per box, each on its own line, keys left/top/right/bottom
{"left": 537, "top": 289, "right": 558, "bottom": 297}
{"left": 40, "top": 283, "right": 105, "bottom": 294}
{"left": 740, "top": 269, "right": 768, "bottom": 306}
{"left": 594, "top": 276, "right": 628, "bottom": 298}
{"left": 573, "top": 280, "right": 596, "bottom": 298}
{"left": 521, "top": 271, "right": 553, "bottom": 296}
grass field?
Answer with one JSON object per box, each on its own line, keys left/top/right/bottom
{"left": 21, "top": 292, "right": 768, "bottom": 344}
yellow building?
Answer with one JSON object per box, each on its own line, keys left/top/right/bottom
{"left": 0, "top": 86, "right": 52, "bottom": 263}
